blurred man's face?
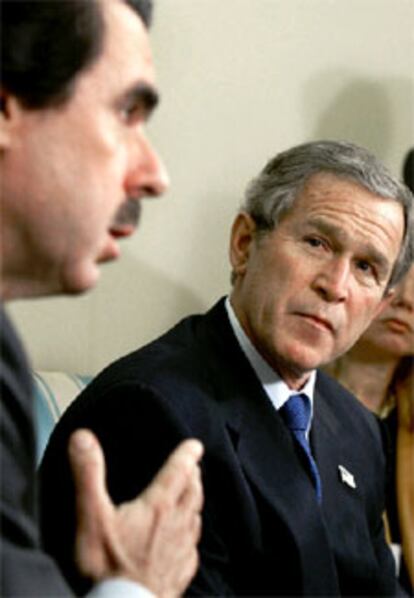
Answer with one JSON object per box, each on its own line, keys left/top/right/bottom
{"left": 230, "top": 173, "right": 404, "bottom": 389}
{"left": 0, "top": 0, "right": 169, "bottom": 298}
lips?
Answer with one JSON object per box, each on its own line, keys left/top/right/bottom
{"left": 97, "top": 234, "right": 121, "bottom": 264}
{"left": 97, "top": 201, "right": 141, "bottom": 264}
{"left": 99, "top": 223, "right": 135, "bottom": 263}
{"left": 107, "top": 198, "right": 141, "bottom": 241}
{"left": 382, "top": 318, "right": 411, "bottom": 334}
{"left": 109, "top": 223, "right": 136, "bottom": 239}
{"left": 296, "top": 312, "right": 335, "bottom": 333}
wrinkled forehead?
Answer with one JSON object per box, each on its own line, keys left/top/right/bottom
{"left": 282, "top": 172, "right": 404, "bottom": 260}
{"left": 294, "top": 172, "right": 403, "bottom": 225}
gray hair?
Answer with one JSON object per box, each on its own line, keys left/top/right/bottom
{"left": 242, "top": 140, "right": 414, "bottom": 291}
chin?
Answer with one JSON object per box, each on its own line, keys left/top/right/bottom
{"left": 61, "top": 263, "right": 101, "bottom": 296}
{"left": 285, "top": 343, "right": 330, "bottom": 373}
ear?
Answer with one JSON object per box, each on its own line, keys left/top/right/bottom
{"left": 229, "top": 212, "right": 257, "bottom": 280}
{"left": 0, "top": 89, "right": 23, "bottom": 149}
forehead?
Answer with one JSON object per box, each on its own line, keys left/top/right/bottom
{"left": 75, "top": 0, "right": 156, "bottom": 98}
{"left": 286, "top": 172, "right": 404, "bottom": 251}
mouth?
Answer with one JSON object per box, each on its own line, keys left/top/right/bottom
{"left": 97, "top": 234, "right": 121, "bottom": 264}
{"left": 382, "top": 318, "right": 411, "bottom": 334}
{"left": 97, "top": 200, "right": 142, "bottom": 265}
{"left": 98, "top": 224, "right": 135, "bottom": 264}
{"left": 296, "top": 312, "right": 334, "bottom": 333}
{"left": 101, "top": 198, "right": 142, "bottom": 258}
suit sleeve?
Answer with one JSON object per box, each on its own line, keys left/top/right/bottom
{"left": 0, "top": 311, "right": 72, "bottom": 597}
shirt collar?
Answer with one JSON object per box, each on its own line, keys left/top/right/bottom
{"left": 225, "top": 297, "right": 317, "bottom": 422}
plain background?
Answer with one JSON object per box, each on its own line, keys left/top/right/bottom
{"left": 8, "top": 0, "right": 414, "bottom": 375}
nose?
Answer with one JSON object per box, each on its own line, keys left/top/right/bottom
{"left": 125, "top": 134, "right": 170, "bottom": 199}
{"left": 312, "top": 259, "right": 350, "bottom": 303}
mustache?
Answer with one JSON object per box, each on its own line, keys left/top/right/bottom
{"left": 111, "top": 199, "right": 142, "bottom": 229}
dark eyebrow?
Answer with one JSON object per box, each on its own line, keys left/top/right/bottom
{"left": 306, "top": 218, "right": 391, "bottom": 277}
{"left": 121, "top": 82, "right": 160, "bottom": 117}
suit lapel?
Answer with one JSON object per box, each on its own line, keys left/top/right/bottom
{"left": 312, "top": 381, "right": 361, "bottom": 512}
{"left": 311, "top": 379, "right": 372, "bottom": 571}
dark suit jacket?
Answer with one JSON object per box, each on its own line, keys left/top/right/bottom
{"left": 0, "top": 307, "right": 71, "bottom": 596}
{"left": 40, "top": 299, "right": 400, "bottom": 596}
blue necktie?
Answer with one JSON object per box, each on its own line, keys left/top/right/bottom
{"left": 279, "top": 393, "right": 322, "bottom": 503}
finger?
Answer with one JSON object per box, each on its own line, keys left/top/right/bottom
{"left": 69, "top": 429, "right": 106, "bottom": 508}
{"left": 143, "top": 439, "right": 204, "bottom": 506}
{"left": 69, "top": 429, "right": 118, "bottom": 577}
{"left": 68, "top": 429, "right": 113, "bottom": 534}
{"left": 178, "top": 465, "right": 203, "bottom": 513}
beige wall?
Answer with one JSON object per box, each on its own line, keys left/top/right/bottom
{"left": 9, "top": 0, "right": 414, "bottom": 375}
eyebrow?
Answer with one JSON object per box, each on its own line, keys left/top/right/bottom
{"left": 306, "top": 217, "right": 391, "bottom": 276}
{"left": 121, "top": 82, "right": 160, "bottom": 117}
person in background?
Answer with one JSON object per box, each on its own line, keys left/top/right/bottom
{"left": 325, "top": 264, "right": 413, "bottom": 593}
{"left": 40, "top": 140, "right": 414, "bottom": 596}
{"left": 324, "top": 152, "right": 414, "bottom": 592}
{"left": 0, "top": 1, "right": 203, "bottom": 596}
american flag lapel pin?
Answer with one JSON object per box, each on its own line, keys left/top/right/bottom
{"left": 338, "top": 464, "right": 357, "bottom": 489}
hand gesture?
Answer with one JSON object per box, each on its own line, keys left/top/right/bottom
{"left": 68, "top": 429, "right": 204, "bottom": 597}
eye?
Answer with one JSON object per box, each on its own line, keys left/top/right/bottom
{"left": 355, "top": 259, "right": 377, "bottom": 280}
{"left": 356, "top": 260, "right": 370, "bottom": 271}
{"left": 304, "top": 236, "right": 326, "bottom": 249}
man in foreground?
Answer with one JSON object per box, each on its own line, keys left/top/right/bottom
{"left": 40, "top": 140, "right": 413, "bottom": 595}
{"left": 1, "top": 1, "right": 203, "bottom": 596}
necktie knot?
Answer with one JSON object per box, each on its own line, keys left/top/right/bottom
{"left": 280, "top": 393, "right": 310, "bottom": 433}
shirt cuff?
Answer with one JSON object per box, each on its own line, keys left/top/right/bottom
{"left": 87, "top": 577, "right": 156, "bottom": 598}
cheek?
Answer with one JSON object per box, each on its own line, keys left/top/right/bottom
{"left": 99, "top": 151, "right": 129, "bottom": 205}
{"left": 78, "top": 154, "right": 125, "bottom": 212}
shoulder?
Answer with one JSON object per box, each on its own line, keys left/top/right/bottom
{"left": 49, "top": 302, "right": 229, "bottom": 441}
{"left": 0, "top": 306, "right": 33, "bottom": 439}
{"left": 0, "top": 306, "right": 32, "bottom": 395}
{"left": 90, "top": 310, "right": 211, "bottom": 401}
{"left": 83, "top": 299, "right": 229, "bottom": 399}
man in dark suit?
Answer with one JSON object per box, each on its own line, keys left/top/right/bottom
{"left": 40, "top": 140, "right": 414, "bottom": 595}
{"left": 0, "top": 1, "right": 203, "bottom": 596}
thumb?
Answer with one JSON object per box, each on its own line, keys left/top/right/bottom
{"left": 68, "top": 429, "right": 113, "bottom": 577}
